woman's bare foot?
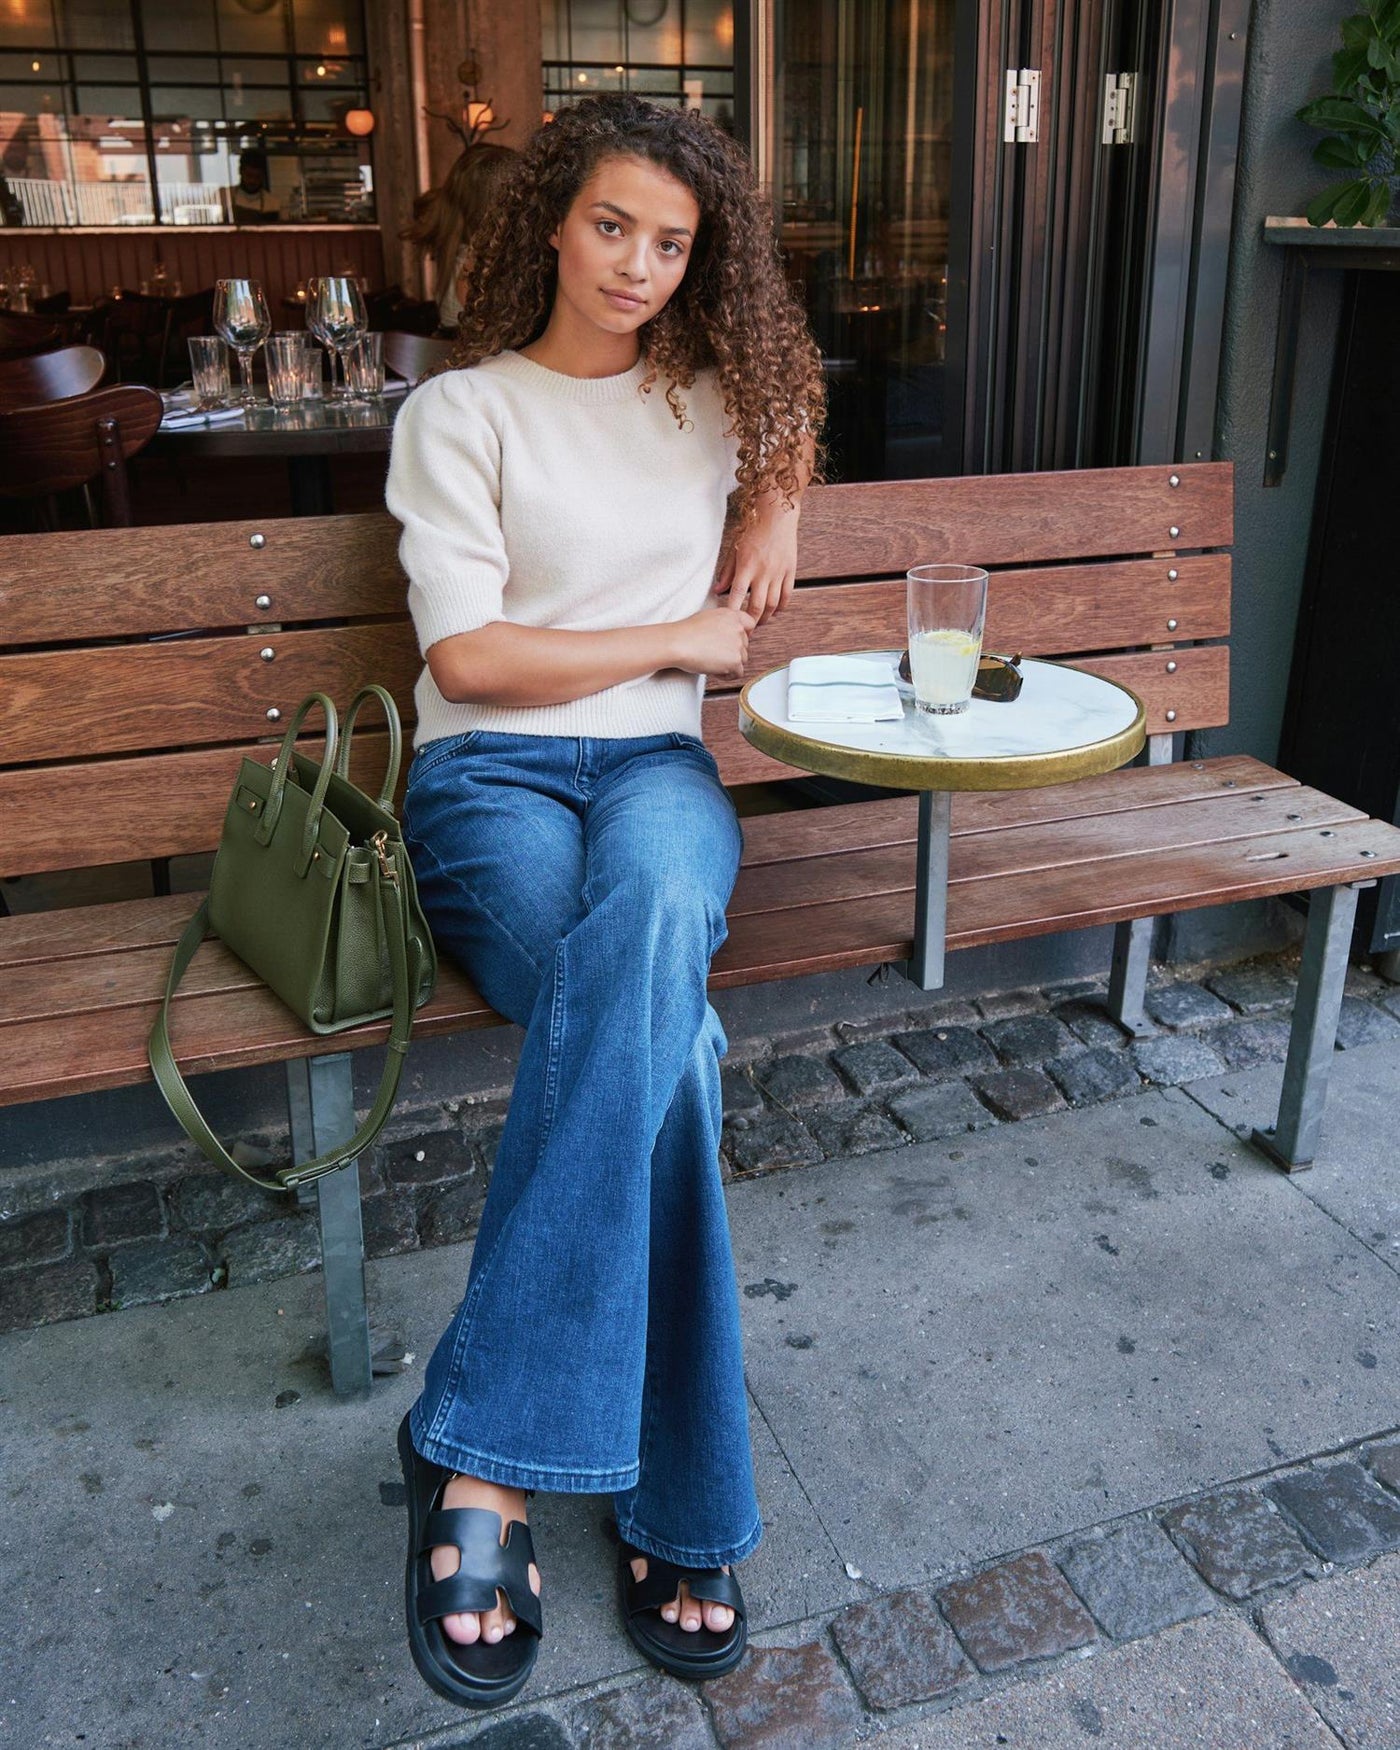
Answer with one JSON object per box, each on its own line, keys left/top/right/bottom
{"left": 627, "top": 1556, "right": 735, "bottom": 1633}
{"left": 431, "top": 1474, "right": 542, "bottom": 1646}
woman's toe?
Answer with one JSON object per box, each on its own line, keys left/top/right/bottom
{"left": 442, "top": 1610, "right": 481, "bottom": 1646}
{"left": 704, "top": 1600, "right": 735, "bottom": 1632}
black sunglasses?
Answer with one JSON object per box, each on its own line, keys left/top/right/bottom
{"left": 898, "top": 650, "right": 1024, "bottom": 702}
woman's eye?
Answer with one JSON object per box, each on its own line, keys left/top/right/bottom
{"left": 598, "top": 220, "right": 622, "bottom": 236}
{"left": 659, "top": 241, "right": 684, "bottom": 257}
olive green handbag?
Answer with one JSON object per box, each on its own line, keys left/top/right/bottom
{"left": 148, "top": 687, "right": 437, "bottom": 1191}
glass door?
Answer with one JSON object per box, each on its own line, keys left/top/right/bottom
{"left": 766, "top": 0, "right": 964, "bottom": 480}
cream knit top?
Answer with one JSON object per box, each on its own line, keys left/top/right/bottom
{"left": 386, "top": 349, "right": 739, "bottom": 745}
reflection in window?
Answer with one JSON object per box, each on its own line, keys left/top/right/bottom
{"left": 542, "top": 0, "right": 735, "bottom": 131}
{"left": 776, "top": 0, "right": 955, "bottom": 481}
{"left": 0, "top": 0, "right": 373, "bottom": 227}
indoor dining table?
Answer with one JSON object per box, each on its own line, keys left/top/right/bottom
{"left": 149, "top": 383, "right": 406, "bottom": 515}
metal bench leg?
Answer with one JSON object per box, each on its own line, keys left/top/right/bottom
{"left": 1251, "top": 882, "right": 1360, "bottom": 1174}
{"left": 1107, "top": 916, "right": 1157, "bottom": 1037}
{"left": 1104, "top": 733, "right": 1174, "bottom": 1037}
{"left": 286, "top": 1053, "right": 372, "bottom": 1397}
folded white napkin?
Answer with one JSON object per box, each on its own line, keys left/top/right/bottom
{"left": 786, "top": 654, "right": 904, "bottom": 724}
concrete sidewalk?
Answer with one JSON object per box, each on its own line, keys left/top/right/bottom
{"left": 3, "top": 1036, "right": 1398, "bottom": 1749}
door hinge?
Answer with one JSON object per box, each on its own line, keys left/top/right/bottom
{"left": 1003, "top": 69, "right": 1042, "bottom": 144}
{"left": 1101, "top": 72, "right": 1138, "bottom": 145}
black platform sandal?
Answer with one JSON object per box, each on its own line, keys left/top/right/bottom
{"left": 617, "top": 1538, "right": 747, "bottom": 1680}
{"left": 397, "top": 1415, "right": 542, "bottom": 1710}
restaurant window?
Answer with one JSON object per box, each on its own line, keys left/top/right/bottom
{"left": 0, "top": 0, "right": 373, "bottom": 226}
{"left": 542, "top": 0, "right": 736, "bottom": 131}
{"left": 769, "top": 0, "right": 956, "bottom": 482}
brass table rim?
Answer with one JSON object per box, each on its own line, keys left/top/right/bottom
{"left": 738, "top": 653, "right": 1147, "bottom": 793}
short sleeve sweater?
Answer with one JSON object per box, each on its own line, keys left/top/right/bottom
{"left": 386, "top": 349, "right": 739, "bottom": 745}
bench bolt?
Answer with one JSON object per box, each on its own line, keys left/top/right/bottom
{"left": 260, "top": 647, "right": 275, "bottom": 662}
{"left": 255, "top": 594, "right": 271, "bottom": 610}
{"left": 249, "top": 532, "right": 266, "bottom": 549}
{"left": 267, "top": 707, "right": 281, "bottom": 721}
{"left": 1169, "top": 473, "right": 1180, "bottom": 486}
{"left": 1165, "top": 710, "right": 1177, "bottom": 722}
{"left": 1166, "top": 660, "right": 1177, "bottom": 673}
{"left": 1168, "top": 567, "right": 1178, "bottom": 579}
{"left": 1166, "top": 618, "right": 1178, "bottom": 630}
{"left": 1169, "top": 525, "right": 1181, "bottom": 538}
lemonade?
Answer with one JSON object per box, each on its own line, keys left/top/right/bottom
{"left": 909, "top": 627, "right": 982, "bottom": 714}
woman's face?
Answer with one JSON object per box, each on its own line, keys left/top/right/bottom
{"left": 548, "top": 153, "right": 701, "bottom": 340}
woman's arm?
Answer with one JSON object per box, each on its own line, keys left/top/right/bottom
{"left": 716, "top": 430, "right": 817, "bottom": 625}
{"left": 427, "top": 603, "right": 756, "bottom": 707}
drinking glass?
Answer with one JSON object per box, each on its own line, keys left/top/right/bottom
{"left": 213, "top": 278, "right": 271, "bottom": 408}
{"left": 299, "top": 345, "right": 325, "bottom": 400}
{"left": 266, "top": 333, "right": 308, "bottom": 409}
{"left": 344, "top": 330, "right": 385, "bottom": 397}
{"left": 906, "top": 563, "right": 989, "bottom": 715}
{"left": 307, "top": 275, "right": 367, "bottom": 400}
{"left": 187, "top": 335, "right": 231, "bottom": 410}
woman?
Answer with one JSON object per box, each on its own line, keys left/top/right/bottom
{"left": 402, "top": 141, "right": 518, "bottom": 333}
{"left": 386, "top": 93, "right": 824, "bottom": 1711}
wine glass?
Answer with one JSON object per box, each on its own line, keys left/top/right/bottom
{"left": 307, "top": 275, "right": 367, "bottom": 400}
{"left": 213, "top": 278, "right": 271, "bottom": 408}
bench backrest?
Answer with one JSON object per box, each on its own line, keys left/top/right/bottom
{"left": 0, "top": 462, "right": 1232, "bottom": 881}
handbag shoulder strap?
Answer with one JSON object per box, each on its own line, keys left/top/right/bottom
{"left": 147, "top": 867, "right": 418, "bottom": 1193}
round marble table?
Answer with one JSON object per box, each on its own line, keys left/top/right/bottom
{"left": 738, "top": 653, "right": 1146, "bottom": 990}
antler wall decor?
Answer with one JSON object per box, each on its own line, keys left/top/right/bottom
{"left": 423, "top": 56, "right": 512, "bottom": 147}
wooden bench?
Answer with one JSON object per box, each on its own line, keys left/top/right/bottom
{"left": 5, "top": 461, "right": 1399, "bottom": 1396}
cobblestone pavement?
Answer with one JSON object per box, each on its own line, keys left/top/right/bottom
{"left": 4, "top": 949, "right": 1398, "bottom": 1340}
{"left": 4, "top": 950, "right": 1399, "bottom": 1749}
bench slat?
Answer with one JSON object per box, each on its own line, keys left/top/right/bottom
{"left": 719, "top": 559, "right": 1228, "bottom": 675}
{"left": 0, "top": 755, "right": 1288, "bottom": 962}
{"left": 0, "top": 515, "right": 404, "bottom": 644}
{"left": 728, "top": 788, "right": 1364, "bottom": 920}
{"left": 736, "top": 755, "right": 1295, "bottom": 865}
{"left": 0, "top": 469, "right": 1231, "bottom": 647}
{"left": 716, "top": 816, "right": 1400, "bottom": 983}
{"left": 0, "top": 733, "right": 398, "bottom": 879}
{"left": 0, "top": 808, "right": 1390, "bottom": 1107}
{"left": 0, "top": 641, "right": 1229, "bottom": 874}
{"left": 790, "top": 464, "right": 1231, "bottom": 575}
{"left": 0, "top": 627, "right": 420, "bottom": 765}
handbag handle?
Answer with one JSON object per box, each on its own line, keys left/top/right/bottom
{"left": 147, "top": 847, "right": 422, "bottom": 1192}
{"left": 335, "top": 683, "right": 402, "bottom": 810}
{"left": 258, "top": 692, "right": 340, "bottom": 878}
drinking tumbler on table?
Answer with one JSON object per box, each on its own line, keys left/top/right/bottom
{"left": 187, "top": 335, "right": 230, "bottom": 410}
{"left": 906, "top": 563, "right": 989, "bottom": 715}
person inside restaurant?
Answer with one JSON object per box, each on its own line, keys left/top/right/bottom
{"left": 228, "top": 151, "right": 281, "bottom": 226}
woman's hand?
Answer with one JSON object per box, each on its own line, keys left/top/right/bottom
{"left": 667, "top": 604, "right": 757, "bottom": 682}
{"left": 715, "top": 501, "right": 800, "bottom": 626}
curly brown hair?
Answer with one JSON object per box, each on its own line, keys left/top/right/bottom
{"left": 445, "top": 94, "right": 825, "bottom": 520}
{"left": 402, "top": 142, "right": 518, "bottom": 287}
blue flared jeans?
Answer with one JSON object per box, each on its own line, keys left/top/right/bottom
{"left": 401, "top": 730, "right": 762, "bottom": 1569}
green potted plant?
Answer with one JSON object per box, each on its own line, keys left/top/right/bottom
{"left": 1297, "top": 0, "right": 1400, "bottom": 226}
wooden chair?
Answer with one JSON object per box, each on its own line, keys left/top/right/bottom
{"left": 94, "top": 289, "right": 214, "bottom": 388}
{"left": 0, "top": 311, "right": 65, "bottom": 361}
{"left": 383, "top": 331, "right": 455, "bottom": 384}
{"left": 0, "top": 344, "right": 107, "bottom": 409}
{"left": 0, "top": 384, "right": 164, "bottom": 528}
